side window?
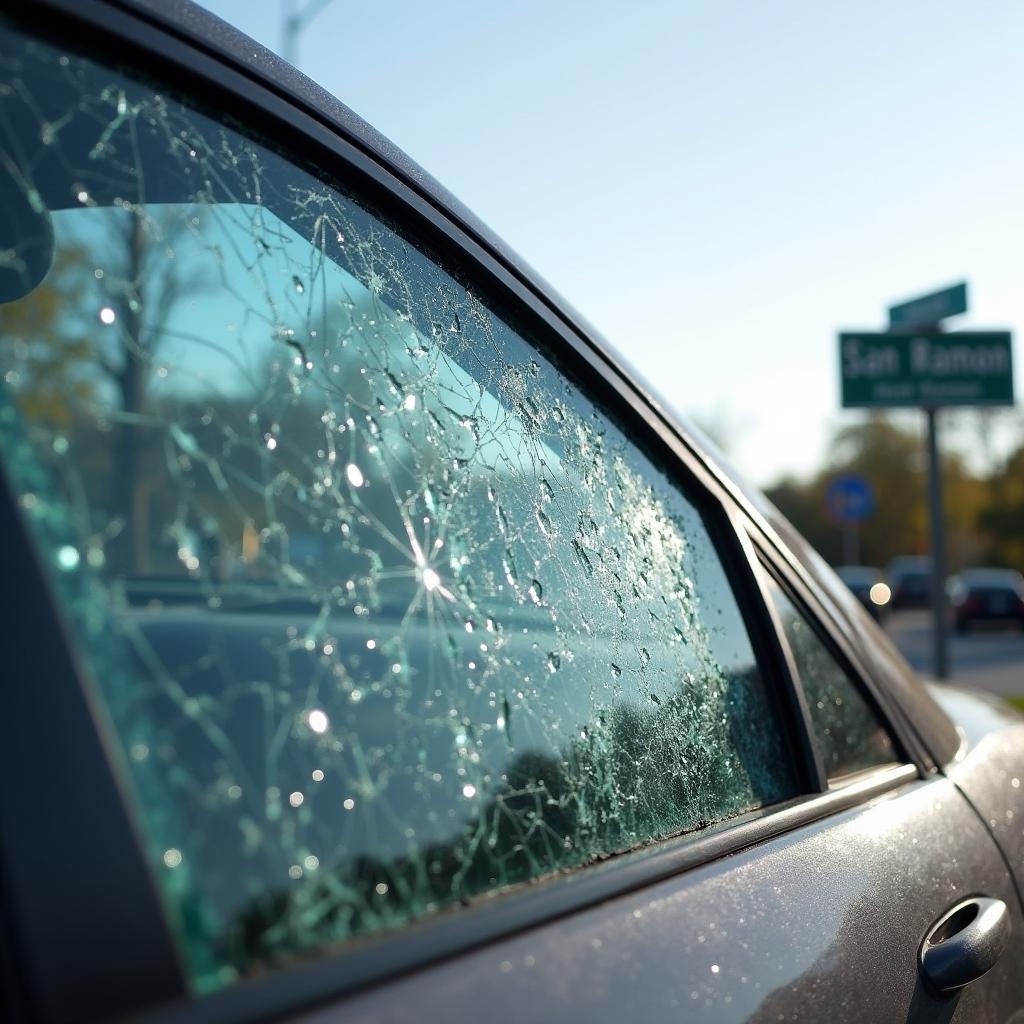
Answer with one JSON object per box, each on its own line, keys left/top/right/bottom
{"left": 764, "top": 579, "right": 897, "bottom": 779}
{"left": 0, "top": 25, "right": 798, "bottom": 991}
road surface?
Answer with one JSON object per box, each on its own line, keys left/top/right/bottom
{"left": 885, "top": 610, "right": 1024, "bottom": 698}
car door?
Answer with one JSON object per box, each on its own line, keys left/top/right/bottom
{"left": 0, "top": 4, "right": 1022, "bottom": 1024}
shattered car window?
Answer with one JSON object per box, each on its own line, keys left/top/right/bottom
{"left": 0, "top": 24, "right": 798, "bottom": 991}
{"left": 765, "top": 582, "right": 897, "bottom": 779}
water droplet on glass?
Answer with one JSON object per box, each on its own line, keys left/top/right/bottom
{"left": 546, "top": 653, "right": 561, "bottom": 674}
{"left": 527, "top": 579, "right": 543, "bottom": 605}
{"left": 292, "top": 275, "right": 305, "bottom": 294}
{"left": 346, "top": 463, "right": 364, "bottom": 487}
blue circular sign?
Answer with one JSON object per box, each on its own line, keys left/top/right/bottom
{"left": 826, "top": 474, "right": 875, "bottom": 523}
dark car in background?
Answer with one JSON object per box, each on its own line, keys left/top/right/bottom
{"left": 950, "top": 569, "right": 1024, "bottom": 633}
{"left": 887, "top": 555, "right": 934, "bottom": 609}
{"left": 834, "top": 565, "right": 891, "bottom": 621}
{"left": 2, "top": 3, "right": 1024, "bottom": 1024}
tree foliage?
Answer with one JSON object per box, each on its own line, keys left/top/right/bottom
{"left": 766, "top": 412, "right": 994, "bottom": 571}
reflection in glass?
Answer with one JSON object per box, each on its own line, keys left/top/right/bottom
{"left": 0, "top": 25, "right": 797, "bottom": 990}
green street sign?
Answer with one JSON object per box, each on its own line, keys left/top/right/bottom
{"left": 888, "top": 282, "right": 968, "bottom": 327}
{"left": 839, "top": 331, "right": 1014, "bottom": 408}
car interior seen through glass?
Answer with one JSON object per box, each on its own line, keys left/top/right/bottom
{"left": 0, "top": 24, "right": 801, "bottom": 991}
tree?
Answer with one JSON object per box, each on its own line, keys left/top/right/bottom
{"left": 765, "top": 412, "right": 987, "bottom": 570}
{"left": 977, "top": 444, "right": 1024, "bottom": 569}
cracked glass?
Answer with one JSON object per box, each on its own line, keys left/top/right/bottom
{"left": 765, "top": 581, "right": 897, "bottom": 779}
{"left": 0, "top": 23, "right": 798, "bottom": 991}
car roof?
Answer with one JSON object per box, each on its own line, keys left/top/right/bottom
{"left": 835, "top": 565, "right": 882, "bottom": 579}
{"left": 887, "top": 555, "right": 932, "bottom": 572}
{"left": 957, "top": 568, "right": 1024, "bottom": 585}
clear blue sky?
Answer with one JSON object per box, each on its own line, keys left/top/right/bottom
{"left": 200, "top": 0, "right": 1024, "bottom": 485}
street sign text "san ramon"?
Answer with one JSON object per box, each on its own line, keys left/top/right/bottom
{"left": 840, "top": 331, "right": 1014, "bottom": 408}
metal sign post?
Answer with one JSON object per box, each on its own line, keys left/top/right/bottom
{"left": 924, "top": 405, "right": 949, "bottom": 679}
{"left": 838, "top": 282, "right": 1015, "bottom": 681}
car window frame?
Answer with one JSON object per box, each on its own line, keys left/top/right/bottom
{"left": 0, "top": 4, "right": 929, "bottom": 1023}
{"left": 748, "top": 539, "right": 912, "bottom": 787}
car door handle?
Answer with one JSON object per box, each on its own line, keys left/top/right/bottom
{"left": 919, "top": 896, "right": 1011, "bottom": 994}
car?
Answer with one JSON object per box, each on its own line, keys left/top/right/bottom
{"left": 833, "top": 565, "right": 892, "bottom": 621}
{"left": 2, "top": 3, "right": 1024, "bottom": 1023}
{"left": 949, "top": 569, "right": 1024, "bottom": 633}
{"left": 887, "top": 555, "right": 934, "bottom": 610}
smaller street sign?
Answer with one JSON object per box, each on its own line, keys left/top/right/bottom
{"left": 840, "top": 331, "right": 1013, "bottom": 408}
{"left": 826, "top": 474, "right": 874, "bottom": 523}
{"left": 888, "top": 282, "right": 967, "bottom": 328}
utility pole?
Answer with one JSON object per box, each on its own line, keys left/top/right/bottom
{"left": 281, "top": 0, "right": 334, "bottom": 67}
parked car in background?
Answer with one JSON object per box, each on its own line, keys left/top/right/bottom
{"left": 2, "top": 3, "right": 1024, "bottom": 1023}
{"left": 949, "top": 569, "right": 1024, "bottom": 633}
{"left": 887, "top": 556, "right": 934, "bottom": 609}
{"left": 834, "top": 565, "right": 891, "bottom": 621}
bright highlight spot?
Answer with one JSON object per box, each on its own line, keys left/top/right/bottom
{"left": 346, "top": 463, "right": 364, "bottom": 487}
{"left": 422, "top": 567, "right": 441, "bottom": 591}
{"left": 308, "top": 709, "right": 329, "bottom": 734}
{"left": 163, "top": 848, "right": 183, "bottom": 868}
{"left": 56, "top": 545, "right": 80, "bottom": 571}
{"left": 462, "top": 784, "right": 477, "bottom": 799}
{"left": 869, "top": 582, "right": 892, "bottom": 606}
{"left": 99, "top": 306, "right": 116, "bottom": 324}
{"left": 289, "top": 791, "right": 304, "bottom": 807}
{"left": 343, "top": 797, "right": 355, "bottom": 810}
